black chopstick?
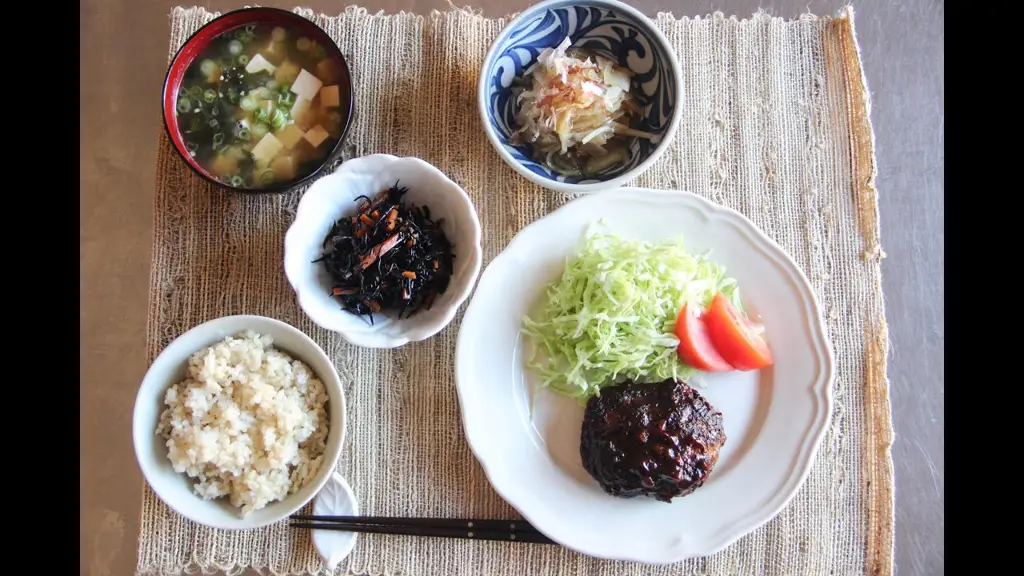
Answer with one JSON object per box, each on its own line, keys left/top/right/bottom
{"left": 289, "top": 515, "right": 557, "bottom": 544}
{"left": 290, "top": 515, "right": 540, "bottom": 532}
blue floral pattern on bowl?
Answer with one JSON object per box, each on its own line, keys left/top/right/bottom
{"left": 482, "top": 1, "right": 679, "bottom": 185}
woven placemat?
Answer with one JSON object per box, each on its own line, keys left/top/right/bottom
{"left": 137, "top": 5, "right": 893, "bottom": 575}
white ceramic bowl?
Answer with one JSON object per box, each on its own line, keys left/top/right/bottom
{"left": 132, "top": 314, "right": 347, "bottom": 530}
{"left": 284, "top": 154, "right": 483, "bottom": 348}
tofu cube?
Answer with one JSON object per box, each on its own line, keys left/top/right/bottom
{"left": 245, "top": 53, "right": 276, "bottom": 75}
{"left": 290, "top": 69, "right": 323, "bottom": 101}
{"left": 250, "top": 132, "right": 284, "bottom": 166}
{"left": 290, "top": 97, "right": 313, "bottom": 128}
{"left": 316, "top": 59, "right": 339, "bottom": 84}
{"left": 270, "top": 155, "right": 296, "bottom": 180}
{"left": 274, "top": 59, "right": 300, "bottom": 85}
{"left": 276, "top": 124, "right": 305, "bottom": 149}
{"left": 210, "top": 154, "right": 238, "bottom": 177}
{"left": 319, "top": 85, "right": 340, "bottom": 108}
{"left": 303, "top": 124, "right": 330, "bottom": 148}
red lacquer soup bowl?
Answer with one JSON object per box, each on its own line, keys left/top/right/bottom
{"left": 161, "top": 7, "right": 354, "bottom": 193}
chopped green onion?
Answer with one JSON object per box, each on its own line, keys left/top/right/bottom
{"left": 244, "top": 24, "right": 256, "bottom": 34}
{"left": 237, "top": 54, "right": 250, "bottom": 66}
{"left": 203, "top": 89, "right": 217, "bottom": 103}
{"left": 255, "top": 107, "right": 270, "bottom": 124}
{"left": 228, "top": 39, "right": 243, "bottom": 55}
{"left": 297, "top": 37, "right": 311, "bottom": 51}
{"left": 226, "top": 87, "right": 239, "bottom": 104}
{"left": 212, "top": 132, "right": 225, "bottom": 147}
{"left": 266, "top": 79, "right": 280, "bottom": 91}
{"left": 237, "top": 128, "right": 251, "bottom": 141}
{"left": 252, "top": 87, "right": 272, "bottom": 100}
{"left": 208, "top": 118, "right": 220, "bottom": 128}
{"left": 278, "top": 91, "right": 295, "bottom": 106}
{"left": 230, "top": 175, "right": 245, "bottom": 187}
{"left": 199, "top": 59, "right": 217, "bottom": 78}
{"left": 185, "top": 141, "right": 198, "bottom": 153}
{"left": 250, "top": 123, "right": 269, "bottom": 139}
{"left": 271, "top": 110, "right": 289, "bottom": 131}
{"left": 210, "top": 106, "right": 220, "bottom": 116}
{"left": 259, "top": 169, "right": 276, "bottom": 184}
{"left": 239, "top": 96, "right": 257, "bottom": 112}
{"left": 187, "top": 85, "right": 202, "bottom": 99}
{"left": 176, "top": 97, "right": 191, "bottom": 114}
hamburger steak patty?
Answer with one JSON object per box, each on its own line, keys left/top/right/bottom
{"left": 580, "top": 378, "right": 726, "bottom": 502}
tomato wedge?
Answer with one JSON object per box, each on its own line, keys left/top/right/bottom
{"left": 674, "top": 302, "right": 734, "bottom": 372}
{"left": 704, "top": 293, "right": 774, "bottom": 371}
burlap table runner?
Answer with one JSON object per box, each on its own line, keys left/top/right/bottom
{"left": 137, "top": 5, "right": 893, "bottom": 575}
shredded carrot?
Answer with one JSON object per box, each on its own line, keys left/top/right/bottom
{"left": 358, "top": 232, "right": 404, "bottom": 270}
{"left": 433, "top": 259, "right": 439, "bottom": 270}
{"left": 371, "top": 210, "right": 380, "bottom": 219}
{"left": 402, "top": 271, "right": 416, "bottom": 279}
{"left": 359, "top": 214, "right": 374, "bottom": 227}
{"left": 384, "top": 208, "right": 398, "bottom": 232}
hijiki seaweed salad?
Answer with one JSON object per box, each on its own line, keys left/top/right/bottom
{"left": 314, "top": 182, "right": 455, "bottom": 323}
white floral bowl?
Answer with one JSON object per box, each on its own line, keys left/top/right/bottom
{"left": 284, "top": 154, "right": 483, "bottom": 348}
{"left": 478, "top": 0, "right": 684, "bottom": 193}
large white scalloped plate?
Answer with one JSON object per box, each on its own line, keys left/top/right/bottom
{"left": 454, "top": 188, "right": 834, "bottom": 563}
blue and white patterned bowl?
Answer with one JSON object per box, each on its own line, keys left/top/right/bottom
{"left": 478, "top": 0, "right": 683, "bottom": 193}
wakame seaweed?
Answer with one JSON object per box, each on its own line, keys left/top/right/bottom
{"left": 314, "top": 182, "right": 455, "bottom": 323}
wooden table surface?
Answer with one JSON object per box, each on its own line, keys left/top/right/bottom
{"left": 79, "top": 1, "right": 943, "bottom": 574}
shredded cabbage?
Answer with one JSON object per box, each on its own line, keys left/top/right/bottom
{"left": 521, "top": 230, "right": 742, "bottom": 400}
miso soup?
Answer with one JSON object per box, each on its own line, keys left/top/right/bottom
{"left": 174, "top": 23, "right": 347, "bottom": 189}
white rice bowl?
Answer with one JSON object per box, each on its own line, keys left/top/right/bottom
{"left": 155, "top": 330, "right": 329, "bottom": 516}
